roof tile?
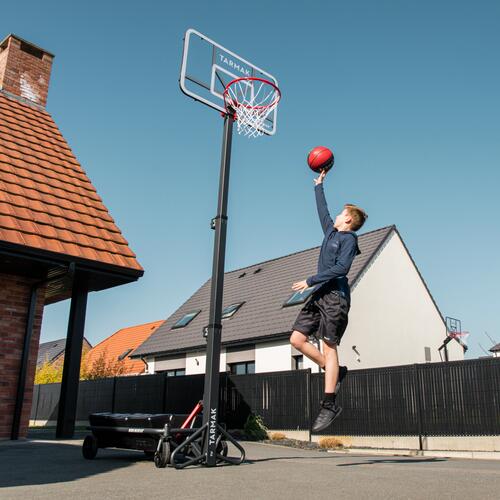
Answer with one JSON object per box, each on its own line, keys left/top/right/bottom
{"left": 0, "top": 92, "right": 142, "bottom": 272}
{"left": 0, "top": 228, "right": 24, "bottom": 245}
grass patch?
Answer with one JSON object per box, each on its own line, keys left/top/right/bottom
{"left": 268, "top": 432, "right": 287, "bottom": 441}
{"left": 318, "top": 436, "right": 344, "bottom": 449}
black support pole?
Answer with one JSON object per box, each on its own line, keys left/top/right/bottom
{"left": 11, "top": 284, "right": 39, "bottom": 440}
{"left": 202, "top": 113, "right": 234, "bottom": 466}
{"left": 56, "top": 271, "right": 88, "bottom": 439}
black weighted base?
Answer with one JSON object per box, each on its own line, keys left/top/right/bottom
{"left": 82, "top": 410, "right": 206, "bottom": 468}
{"left": 170, "top": 422, "right": 245, "bottom": 469}
{"left": 82, "top": 408, "right": 244, "bottom": 470}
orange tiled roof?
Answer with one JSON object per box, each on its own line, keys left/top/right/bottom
{"left": 0, "top": 92, "right": 142, "bottom": 271}
{"left": 85, "top": 320, "right": 164, "bottom": 375}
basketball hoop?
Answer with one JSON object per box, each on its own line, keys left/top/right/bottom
{"left": 223, "top": 77, "right": 281, "bottom": 138}
{"left": 438, "top": 330, "right": 470, "bottom": 361}
{"left": 448, "top": 331, "right": 470, "bottom": 347}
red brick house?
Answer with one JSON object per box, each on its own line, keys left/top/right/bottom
{"left": 0, "top": 34, "right": 143, "bottom": 439}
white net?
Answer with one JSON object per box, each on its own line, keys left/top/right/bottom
{"left": 224, "top": 78, "right": 280, "bottom": 138}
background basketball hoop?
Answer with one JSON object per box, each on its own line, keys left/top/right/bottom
{"left": 448, "top": 331, "right": 470, "bottom": 348}
{"left": 439, "top": 316, "right": 469, "bottom": 361}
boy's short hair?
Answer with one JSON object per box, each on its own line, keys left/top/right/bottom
{"left": 344, "top": 204, "right": 368, "bottom": 231}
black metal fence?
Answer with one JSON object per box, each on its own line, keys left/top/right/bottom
{"left": 31, "top": 358, "right": 500, "bottom": 436}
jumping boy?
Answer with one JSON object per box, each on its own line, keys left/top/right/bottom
{"left": 290, "top": 168, "right": 367, "bottom": 432}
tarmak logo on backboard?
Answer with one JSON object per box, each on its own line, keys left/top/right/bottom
{"left": 218, "top": 54, "right": 251, "bottom": 76}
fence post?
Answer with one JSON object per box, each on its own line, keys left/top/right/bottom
{"left": 306, "top": 369, "right": 312, "bottom": 442}
{"left": 111, "top": 377, "right": 117, "bottom": 413}
{"left": 162, "top": 373, "right": 167, "bottom": 413}
{"left": 413, "top": 364, "right": 424, "bottom": 451}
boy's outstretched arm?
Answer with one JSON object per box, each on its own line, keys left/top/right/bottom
{"left": 313, "top": 172, "right": 334, "bottom": 234}
{"left": 305, "top": 235, "right": 359, "bottom": 288}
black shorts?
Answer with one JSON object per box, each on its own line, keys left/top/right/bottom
{"left": 291, "top": 285, "right": 350, "bottom": 346}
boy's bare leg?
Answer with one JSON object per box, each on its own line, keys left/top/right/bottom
{"left": 311, "top": 340, "right": 343, "bottom": 433}
{"left": 290, "top": 331, "right": 325, "bottom": 368}
{"left": 322, "top": 341, "right": 339, "bottom": 393}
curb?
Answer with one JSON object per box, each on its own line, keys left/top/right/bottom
{"left": 326, "top": 447, "right": 500, "bottom": 460}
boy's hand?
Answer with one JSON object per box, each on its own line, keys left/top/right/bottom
{"left": 292, "top": 280, "right": 309, "bottom": 292}
{"left": 313, "top": 169, "right": 327, "bottom": 186}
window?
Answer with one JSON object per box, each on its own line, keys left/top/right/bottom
{"left": 162, "top": 369, "right": 185, "bottom": 377}
{"left": 117, "top": 348, "right": 133, "bottom": 361}
{"left": 284, "top": 287, "right": 315, "bottom": 307}
{"left": 172, "top": 310, "right": 201, "bottom": 329}
{"left": 222, "top": 302, "right": 244, "bottom": 319}
{"left": 228, "top": 361, "right": 255, "bottom": 375}
{"left": 292, "top": 355, "right": 303, "bottom": 370}
{"left": 424, "top": 347, "right": 431, "bottom": 363}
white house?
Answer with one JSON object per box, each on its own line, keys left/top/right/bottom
{"left": 131, "top": 226, "right": 464, "bottom": 376}
{"left": 489, "top": 343, "right": 500, "bottom": 358}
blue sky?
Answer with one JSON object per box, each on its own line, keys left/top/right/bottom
{"left": 2, "top": 0, "right": 499, "bottom": 358}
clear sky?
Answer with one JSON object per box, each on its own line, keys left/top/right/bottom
{"left": 2, "top": 0, "right": 499, "bottom": 358}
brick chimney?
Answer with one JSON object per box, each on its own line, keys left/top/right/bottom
{"left": 0, "top": 34, "right": 54, "bottom": 107}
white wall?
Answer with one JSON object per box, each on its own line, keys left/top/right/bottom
{"left": 185, "top": 351, "right": 205, "bottom": 374}
{"left": 340, "top": 231, "right": 464, "bottom": 368}
{"left": 146, "top": 351, "right": 228, "bottom": 375}
{"left": 255, "top": 340, "right": 292, "bottom": 373}
{"left": 148, "top": 340, "right": 322, "bottom": 375}
{"left": 445, "top": 335, "right": 466, "bottom": 360}
{"left": 255, "top": 338, "right": 322, "bottom": 373}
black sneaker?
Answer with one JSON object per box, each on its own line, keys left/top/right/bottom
{"left": 335, "top": 366, "right": 348, "bottom": 393}
{"left": 311, "top": 401, "right": 342, "bottom": 433}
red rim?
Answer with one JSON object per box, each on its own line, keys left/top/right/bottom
{"left": 223, "top": 77, "right": 281, "bottom": 111}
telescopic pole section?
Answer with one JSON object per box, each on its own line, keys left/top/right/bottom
{"left": 202, "top": 113, "right": 234, "bottom": 466}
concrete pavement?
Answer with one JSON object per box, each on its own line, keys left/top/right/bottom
{"left": 1, "top": 438, "right": 499, "bottom": 499}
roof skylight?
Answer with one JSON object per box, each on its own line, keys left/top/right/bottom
{"left": 222, "top": 302, "right": 244, "bottom": 319}
{"left": 284, "top": 287, "right": 315, "bottom": 307}
{"left": 118, "top": 348, "right": 133, "bottom": 361}
{"left": 172, "top": 310, "right": 201, "bottom": 329}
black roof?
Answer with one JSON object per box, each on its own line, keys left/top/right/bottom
{"left": 489, "top": 343, "right": 500, "bottom": 353}
{"left": 37, "top": 337, "right": 91, "bottom": 366}
{"left": 37, "top": 338, "right": 67, "bottom": 366}
{"left": 132, "top": 226, "right": 395, "bottom": 358}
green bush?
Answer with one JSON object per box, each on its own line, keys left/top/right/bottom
{"left": 243, "top": 414, "right": 268, "bottom": 441}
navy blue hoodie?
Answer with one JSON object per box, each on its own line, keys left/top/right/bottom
{"left": 305, "top": 183, "right": 361, "bottom": 302}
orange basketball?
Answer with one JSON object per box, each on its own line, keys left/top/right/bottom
{"left": 307, "top": 146, "right": 334, "bottom": 172}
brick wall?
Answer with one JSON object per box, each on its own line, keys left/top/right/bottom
{"left": 0, "top": 272, "right": 45, "bottom": 439}
{"left": 0, "top": 34, "right": 53, "bottom": 107}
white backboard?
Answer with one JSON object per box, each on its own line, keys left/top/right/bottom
{"left": 179, "top": 28, "right": 279, "bottom": 136}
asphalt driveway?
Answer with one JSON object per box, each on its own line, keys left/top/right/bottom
{"left": 1, "top": 438, "right": 499, "bottom": 499}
